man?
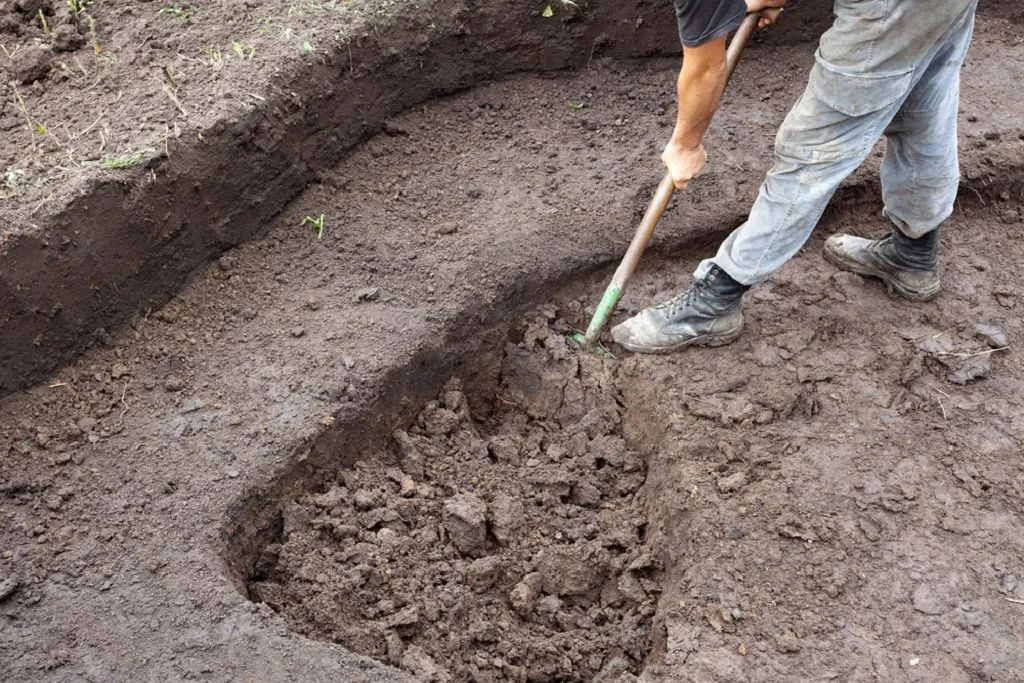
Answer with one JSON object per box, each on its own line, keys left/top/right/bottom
{"left": 611, "top": 0, "right": 979, "bottom": 353}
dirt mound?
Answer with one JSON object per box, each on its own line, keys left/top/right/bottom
{"left": 251, "top": 323, "right": 661, "bottom": 681}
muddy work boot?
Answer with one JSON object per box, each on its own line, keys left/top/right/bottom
{"left": 823, "top": 227, "right": 941, "bottom": 301}
{"left": 611, "top": 265, "right": 748, "bottom": 354}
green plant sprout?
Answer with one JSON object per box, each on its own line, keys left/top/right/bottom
{"left": 67, "top": 0, "right": 90, "bottom": 24}
{"left": 156, "top": 4, "right": 194, "bottom": 20}
{"left": 102, "top": 151, "right": 145, "bottom": 169}
{"left": 301, "top": 214, "right": 326, "bottom": 239}
{"left": 568, "top": 101, "right": 584, "bottom": 110}
{"left": 232, "top": 41, "right": 256, "bottom": 60}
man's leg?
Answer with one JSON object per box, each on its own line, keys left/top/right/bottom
{"left": 611, "top": 70, "right": 901, "bottom": 354}
{"left": 824, "top": 9, "right": 976, "bottom": 300}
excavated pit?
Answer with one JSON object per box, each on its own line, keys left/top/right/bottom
{"left": 234, "top": 186, "right": 1024, "bottom": 681}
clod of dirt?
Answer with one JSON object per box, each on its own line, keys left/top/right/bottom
{"left": 15, "top": 0, "right": 52, "bottom": 17}
{"left": 537, "top": 541, "right": 611, "bottom": 598}
{"left": 0, "top": 576, "right": 19, "bottom": 603}
{"left": 442, "top": 493, "right": 488, "bottom": 557}
{"left": 51, "top": 23, "right": 85, "bottom": 52}
{"left": 12, "top": 45, "right": 51, "bottom": 84}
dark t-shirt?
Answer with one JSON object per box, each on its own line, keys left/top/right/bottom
{"left": 674, "top": 0, "right": 747, "bottom": 47}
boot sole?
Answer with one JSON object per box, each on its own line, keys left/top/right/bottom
{"left": 823, "top": 248, "right": 939, "bottom": 303}
{"left": 615, "top": 324, "right": 743, "bottom": 355}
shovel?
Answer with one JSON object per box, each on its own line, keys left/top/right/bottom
{"left": 572, "top": 8, "right": 782, "bottom": 354}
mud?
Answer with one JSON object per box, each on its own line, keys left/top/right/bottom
{"left": 0, "top": 2, "right": 1023, "bottom": 682}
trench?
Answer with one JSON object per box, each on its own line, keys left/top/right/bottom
{"left": 210, "top": 6, "right": 1024, "bottom": 681}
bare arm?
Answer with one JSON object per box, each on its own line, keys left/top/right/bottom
{"left": 662, "top": 36, "right": 729, "bottom": 190}
{"left": 663, "top": 0, "right": 785, "bottom": 189}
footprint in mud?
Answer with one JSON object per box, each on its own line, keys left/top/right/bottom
{"left": 249, "top": 320, "right": 662, "bottom": 682}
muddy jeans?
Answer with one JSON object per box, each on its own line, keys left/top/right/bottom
{"left": 697, "top": 0, "right": 978, "bottom": 286}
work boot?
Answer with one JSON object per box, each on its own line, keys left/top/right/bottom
{"left": 823, "top": 227, "right": 941, "bottom": 301}
{"left": 611, "top": 265, "right": 748, "bottom": 354}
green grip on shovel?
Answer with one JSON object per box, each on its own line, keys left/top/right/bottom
{"left": 581, "top": 282, "right": 622, "bottom": 344}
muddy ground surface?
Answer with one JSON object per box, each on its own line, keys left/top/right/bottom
{"left": 1, "top": 4, "right": 1023, "bottom": 682}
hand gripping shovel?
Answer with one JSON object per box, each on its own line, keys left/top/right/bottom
{"left": 572, "top": 8, "right": 782, "bottom": 354}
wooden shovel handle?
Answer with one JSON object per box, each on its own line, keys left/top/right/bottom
{"left": 608, "top": 9, "right": 775, "bottom": 289}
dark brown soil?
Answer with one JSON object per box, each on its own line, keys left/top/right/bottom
{"left": 246, "top": 196, "right": 1024, "bottom": 681}
{"left": 1, "top": 3, "right": 1023, "bottom": 682}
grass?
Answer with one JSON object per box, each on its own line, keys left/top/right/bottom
{"left": 301, "top": 214, "right": 326, "bottom": 239}
{"left": 101, "top": 151, "right": 145, "bottom": 169}
{"left": 67, "top": 0, "right": 90, "bottom": 26}
{"left": 155, "top": 3, "right": 193, "bottom": 20}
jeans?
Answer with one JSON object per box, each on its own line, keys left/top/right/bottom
{"left": 696, "top": 0, "right": 978, "bottom": 286}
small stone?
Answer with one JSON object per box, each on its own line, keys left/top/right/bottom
{"left": 399, "top": 476, "right": 417, "bottom": 498}
{"left": 13, "top": 46, "right": 52, "bottom": 84}
{"left": 443, "top": 493, "right": 488, "bottom": 557}
{"left": 343, "top": 356, "right": 356, "bottom": 370}
{"left": 290, "top": 326, "right": 306, "bottom": 338}
{"left": 717, "top": 471, "right": 748, "bottom": 494}
{"left": 110, "top": 364, "right": 130, "bottom": 380}
{"left": 466, "top": 556, "right": 504, "bottom": 592}
{"left": 354, "top": 286, "right": 380, "bottom": 303}
{"left": 164, "top": 376, "right": 185, "bottom": 392}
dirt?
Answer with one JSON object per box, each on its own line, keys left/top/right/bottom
{"left": 0, "top": 0, "right": 690, "bottom": 396}
{"left": 247, "top": 200, "right": 1024, "bottom": 682}
{"left": 251, "top": 337, "right": 657, "bottom": 682}
{"left": 1, "top": 2, "right": 1023, "bottom": 681}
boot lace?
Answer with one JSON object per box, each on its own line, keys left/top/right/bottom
{"left": 655, "top": 280, "right": 705, "bottom": 319}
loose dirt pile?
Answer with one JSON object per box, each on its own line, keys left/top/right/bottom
{"left": 252, "top": 323, "right": 660, "bottom": 682}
